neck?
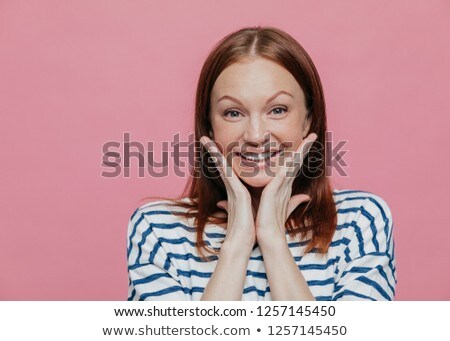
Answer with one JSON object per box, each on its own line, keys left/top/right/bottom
{"left": 244, "top": 183, "right": 264, "bottom": 217}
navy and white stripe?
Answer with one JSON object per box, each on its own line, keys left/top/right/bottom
{"left": 127, "top": 189, "right": 397, "bottom": 301}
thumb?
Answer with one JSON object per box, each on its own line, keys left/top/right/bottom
{"left": 287, "top": 194, "right": 311, "bottom": 218}
{"left": 217, "top": 200, "right": 228, "bottom": 213}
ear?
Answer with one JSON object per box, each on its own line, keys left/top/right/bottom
{"left": 209, "top": 129, "right": 214, "bottom": 138}
{"left": 302, "top": 115, "right": 311, "bottom": 138}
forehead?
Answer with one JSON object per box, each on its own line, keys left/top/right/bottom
{"left": 211, "top": 57, "right": 303, "bottom": 102}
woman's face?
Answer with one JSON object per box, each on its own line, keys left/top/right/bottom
{"left": 209, "top": 56, "right": 311, "bottom": 191}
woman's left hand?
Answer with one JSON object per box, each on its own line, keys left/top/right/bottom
{"left": 255, "top": 133, "right": 318, "bottom": 246}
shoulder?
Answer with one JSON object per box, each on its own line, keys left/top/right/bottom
{"left": 130, "top": 197, "right": 194, "bottom": 224}
{"left": 332, "top": 189, "right": 392, "bottom": 224}
{"left": 331, "top": 189, "right": 394, "bottom": 256}
{"left": 132, "top": 197, "right": 193, "bottom": 217}
{"left": 127, "top": 198, "right": 198, "bottom": 263}
{"left": 127, "top": 198, "right": 196, "bottom": 241}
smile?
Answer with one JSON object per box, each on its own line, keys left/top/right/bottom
{"left": 235, "top": 149, "right": 283, "bottom": 163}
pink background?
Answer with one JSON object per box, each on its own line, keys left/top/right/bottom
{"left": 1, "top": 1, "right": 449, "bottom": 300}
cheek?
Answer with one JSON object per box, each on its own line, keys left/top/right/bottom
{"left": 292, "top": 137, "right": 306, "bottom": 152}
{"left": 272, "top": 126, "right": 304, "bottom": 150}
{"left": 211, "top": 124, "right": 242, "bottom": 153}
{"left": 211, "top": 132, "right": 234, "bottom": 154}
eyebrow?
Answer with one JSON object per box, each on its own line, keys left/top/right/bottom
{"left": 217, "top": 90, "right": 293, "bottom": 106}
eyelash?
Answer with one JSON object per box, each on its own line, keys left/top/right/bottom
{"left": 223, "top": 106, "right": 288, "bottom": 118}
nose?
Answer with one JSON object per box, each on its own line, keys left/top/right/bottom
{"left": 243, "top": 116, "right": 269, "bottom": 145}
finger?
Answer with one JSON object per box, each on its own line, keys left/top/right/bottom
{"left": 216, "top": 200, "right": 228, "bottom": 212}
{"left": 293, "top": 133, "right": 318, "bottom": 164}
{"left": 287, "top": 194, "right": 311, "bottom": 217}
{"left": 269, "top": 156, "right": 294, "bottom": 188}
{"left": 199, "top": 136, "right": 243, "bottom": 190}
{"left": 271, "top": 133, "right": 318, "bottom": 188}
{"left": 200, "top": 136, "right": 228, "bottom": 177}
{"left": 285, "top": 133, "right": 318, "bottom": 179}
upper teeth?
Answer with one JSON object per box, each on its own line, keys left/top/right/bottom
{"left": 241, "top": 151, "right": 276, "bottom": 160}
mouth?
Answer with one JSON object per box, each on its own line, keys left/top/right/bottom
{"left": 234, "top": 149, "right": 284, "bottom": 166}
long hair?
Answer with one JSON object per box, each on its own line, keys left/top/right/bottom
{"left": 141, "top": 26, "right": 337, "bottom": 259}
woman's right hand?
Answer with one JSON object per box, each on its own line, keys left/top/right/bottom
{"left": 200, "top": 136, "right": 256, "bottom": 250}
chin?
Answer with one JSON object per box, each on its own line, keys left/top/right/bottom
{"left": 235, "top": 168, "right": 273, "bottom": 188}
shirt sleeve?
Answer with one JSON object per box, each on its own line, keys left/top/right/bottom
{"left": 127, "top": 208, "right": 189, "bottom": 301}
{"left": 332, "top": 194, "right": 397, "bottom": 301}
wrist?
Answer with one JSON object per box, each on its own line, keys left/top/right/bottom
{"left": 257, "top": 232, "right": 287, "bottom": 252}
{"left": 220, "top": 240, "right": 254, "bottom": 259}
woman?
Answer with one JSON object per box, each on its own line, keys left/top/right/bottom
{"left": 127, "top": 26, "right": 396, "bottom": 301}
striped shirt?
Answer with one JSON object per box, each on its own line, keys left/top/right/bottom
{"left": 127, "top": 189, "right": 397, "bottom": 301}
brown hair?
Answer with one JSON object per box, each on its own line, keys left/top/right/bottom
{"left": 141, "top": 25, "right": 337, "bottom": 258}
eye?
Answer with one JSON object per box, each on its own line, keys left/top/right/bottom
{"left": 223, "top": 106, "right": 288, "bottom": 119}
{"left": 271, "top": 106, "right": 288, "bottom": 116}
{"left": 223, "top": 110, "right": 242, "bottom": 118}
